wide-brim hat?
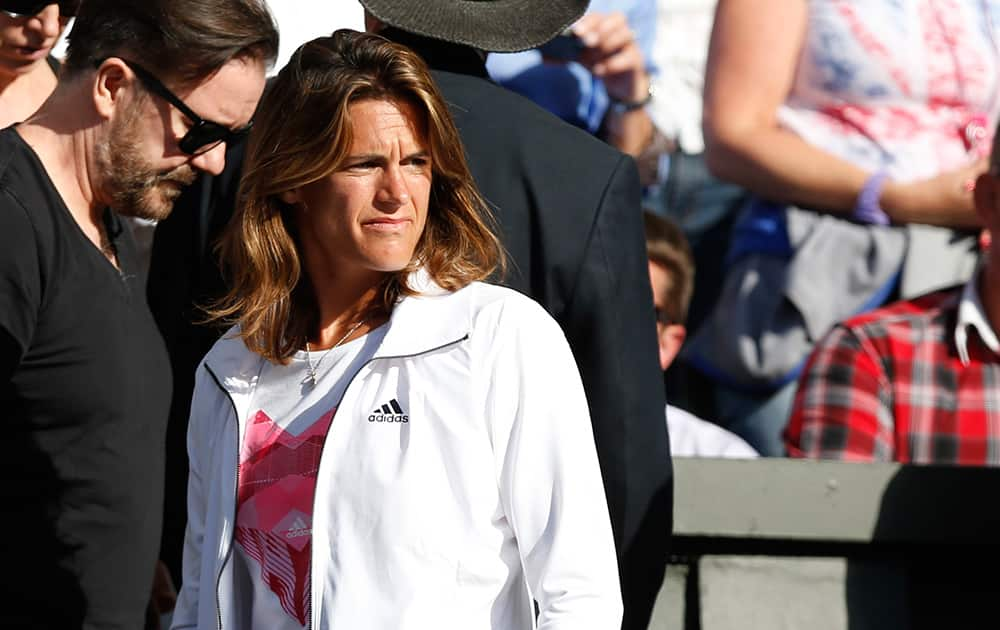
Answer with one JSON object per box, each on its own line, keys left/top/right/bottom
{"left": 359, "top": 0, "right": 589, "bottom": 53}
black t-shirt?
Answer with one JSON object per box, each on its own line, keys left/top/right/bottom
{"left": 0, "top": 127, "right": 172, "bottom": 629}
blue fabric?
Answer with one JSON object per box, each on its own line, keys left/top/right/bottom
{"left": 486, "top": 0, "right": 658, "bottom": 133}
{"left": 725, "top": 198, "right": 794, "bottom": 266}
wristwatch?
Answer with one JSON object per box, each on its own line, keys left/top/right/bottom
{"left": 609, "top": 79, "right": 654, "bottom": 114}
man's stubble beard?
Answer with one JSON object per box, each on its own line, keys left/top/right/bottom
{"left": 97, "top": 107, "right": 198, "bottom": 222}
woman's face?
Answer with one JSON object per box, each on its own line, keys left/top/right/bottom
{"left": 0, "top": 5, "right": 69, "bottom": 76}
{"left": 289, "top": 98, "right": 433, "bottom": 281}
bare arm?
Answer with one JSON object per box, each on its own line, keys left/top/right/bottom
{"left": 703, "top": 0, "right": 983, "bottom": 227}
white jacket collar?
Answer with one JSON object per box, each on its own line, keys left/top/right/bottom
{"left": 203, "top": 269, "right": 473, "bottom": 390}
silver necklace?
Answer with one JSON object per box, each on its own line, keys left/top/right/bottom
{"left": 303, "top": 318, "right": 366, "bottom": 387}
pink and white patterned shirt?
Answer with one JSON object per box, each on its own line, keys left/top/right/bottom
{"left": 779, "top": 0, "right": 1000, "bottom": 181}
{"left": 231, "top": 328, "right": 384, "bottom": 629}
{"left": 235, "top": 408, "right": 334, "bottom": 626}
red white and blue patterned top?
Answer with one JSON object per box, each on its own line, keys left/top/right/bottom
{"left": 779, "top": 1, "right": 1000, "bottom": 180}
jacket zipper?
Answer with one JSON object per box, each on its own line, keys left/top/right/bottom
{"left": 205, "top": 364, "right": 242, "bottom": 630}
{"left": 308, "top": 333, "right": 469, "bottom": 630}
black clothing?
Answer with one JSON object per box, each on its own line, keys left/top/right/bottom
{"left": 426, "top": 57, "right": 673, "bottom": 630}
{"left": 0, "top": 127, "right": 172, "bottom": 629}
{"left": 148, "top": 143, "right": 240, "bottom": 588}
{"left": 151, "top": 33, "right": 672, "bottom": 630}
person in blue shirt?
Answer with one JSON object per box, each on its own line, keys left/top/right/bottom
{"left": 487, "top": 0, "right": 657, "bottom": 157}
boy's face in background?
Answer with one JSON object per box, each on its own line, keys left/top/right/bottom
{"left": 648, "top": 260, "right": 685, "bottom": 372}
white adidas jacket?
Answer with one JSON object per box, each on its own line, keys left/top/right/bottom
{"left": 171, "top": 277, "right": 622, "bottom": 630}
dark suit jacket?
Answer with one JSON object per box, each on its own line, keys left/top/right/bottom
{"left": 428, "top": 68, "right": 672, "bottom": 630}
{"left": 150, "top": 35, "right": 672, "bottom": 630}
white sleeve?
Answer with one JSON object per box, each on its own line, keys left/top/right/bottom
{"left": 170, "top": 364, "right": 213, "bottom": 630}
{"left": 488, "top": 297, "right": 623, "bottom": 629}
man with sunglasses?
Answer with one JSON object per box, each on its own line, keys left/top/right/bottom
{"left": 0, "top": 0, "right": 277, "bottom": 628}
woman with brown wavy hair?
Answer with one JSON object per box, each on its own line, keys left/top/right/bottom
{"left": 171, "top": 30, "right": 622, "bottom": 630}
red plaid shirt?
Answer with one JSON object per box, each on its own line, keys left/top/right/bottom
{"left": 786, "top": 279, "right": 1000, "bottom": 465}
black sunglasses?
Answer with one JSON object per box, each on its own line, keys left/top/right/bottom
{"left": 119, "top": 59, "right": 252, "bottom": 156}
{"left": 1, "top": 0, "right": 79, "bottom": 17}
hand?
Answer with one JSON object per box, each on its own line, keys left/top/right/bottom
{"left": 572, "top": 12, "right": 650, "bottom": 105}
{"left": 882, "top": 157, "right": 989, "bottom": 228}
{"left": 150, "top": 560, "right": 177, "bottom": 616}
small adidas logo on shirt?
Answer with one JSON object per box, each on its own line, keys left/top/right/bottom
{"left": 369, "top": 398, "right": 409, "bottom": 423}
{"left": 285, "top": 516, "right": 310, "bottom": 539}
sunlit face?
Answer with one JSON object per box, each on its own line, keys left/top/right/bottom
{"left": 0, "top": 5, "right": 69, "bottom": 76}
{"left": 96, "top": 56, "right": 266, "bottom": 221}
{"left": 291, "top": 98, "right": 432, "bottom": 282}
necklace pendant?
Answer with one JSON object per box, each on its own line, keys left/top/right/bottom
{"left": 301, "top": 318, "right": 367, "bottom": 395}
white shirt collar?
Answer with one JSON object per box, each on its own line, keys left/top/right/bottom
{"left": 955, "top": 268, "right": 1000, "bottom": 366}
